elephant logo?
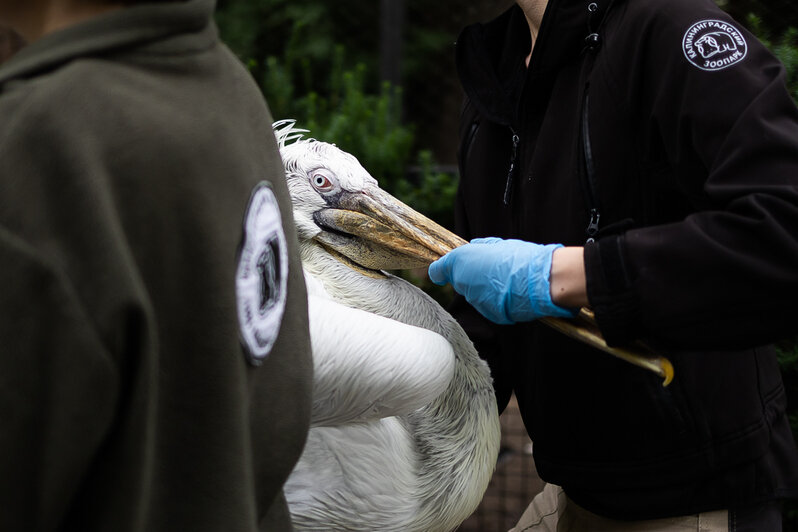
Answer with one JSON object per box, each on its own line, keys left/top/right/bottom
{"left": 695, "top": 32, "right": 738, "bottom": 59}
{"left": 683, "top": 20, "right": 748, "bottom": 71}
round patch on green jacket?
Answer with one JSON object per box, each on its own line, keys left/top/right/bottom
{"left": 236, "top": 182, "right": 289, "bottom": 365}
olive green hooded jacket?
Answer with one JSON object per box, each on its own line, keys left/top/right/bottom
{"left": 0, "top": 1, "right": 312, "bottom": 530}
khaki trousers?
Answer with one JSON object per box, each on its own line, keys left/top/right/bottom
{"left": 509, "top": 484, "right": 729, "bottom": 532}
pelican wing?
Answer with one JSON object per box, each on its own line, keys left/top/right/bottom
{"left": 286, "top": 420, "right": 421, "bottom": 530}
{"left": 308, "top": 293, "right": 455, "bottom": 427}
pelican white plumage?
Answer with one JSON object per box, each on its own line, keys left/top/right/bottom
{"left": 274, "top": 120, "right": 501, "bottom": 532}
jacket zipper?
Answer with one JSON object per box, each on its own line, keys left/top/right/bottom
{"left": 579, "top": 0, "right": 616, "bottom": 244}
{"left": 581, "top": 85, "right": 601, "bottom": 242}
{"left": 504, "top": 129, "right": 520, "bottom": 206}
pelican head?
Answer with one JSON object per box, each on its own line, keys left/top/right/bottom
{"left": 273, "top": 120, "right": 464, "bottom": 274}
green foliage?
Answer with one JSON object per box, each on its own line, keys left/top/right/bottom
{"left": 773, "top": 29, "right": 798, "bottom": 102}
{"left": 300, "top": 68, "right": 414, "bottom": 191}
{"left": 216, "top": 0, "right": 460, "bottom": 307}
{"left": 258, "top": 43, "right": 415, "bottom": 191}
{"left": 397, "top": 150, "right": 459, "bottom": 229}
{"left": 216, "top": 0, "right": 377, "bottom": 88}
{"left": 747, "top": 15, "right": 798, "bottom": 101}
{"left": 216, "top": 0, "right": 458, "bottom": 225}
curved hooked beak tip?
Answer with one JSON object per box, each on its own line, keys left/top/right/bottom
{"left": 543, "top": 309, "right": 675, "bottom": 386}
{"left": 312, "top": 187, "right": 467, "bottom": 271}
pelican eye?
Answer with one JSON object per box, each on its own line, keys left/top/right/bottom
{"left": 310, "top": 169, "right": 337, "bottom": 193}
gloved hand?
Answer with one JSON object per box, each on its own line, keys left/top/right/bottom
{"left": 428, "top": 237, "right": 577, "bottom": 325}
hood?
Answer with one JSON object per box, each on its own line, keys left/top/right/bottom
{"left": 0, "top": 0, "right": 216, "bottom": 86}
{"left": 456, "top": 0, "right": 616, "bottom": 127}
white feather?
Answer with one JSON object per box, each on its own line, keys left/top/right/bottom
{"left": 308, "top": 294, "right": 455, "bottom": 426}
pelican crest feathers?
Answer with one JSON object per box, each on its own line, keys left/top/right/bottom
{"left": 273, "top": 119, "right": 310, "bottom": 148}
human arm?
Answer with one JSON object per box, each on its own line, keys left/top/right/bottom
{"left": 550, "top": 246, "right": 588, "bottom": 309}
{"left": 428, "top": 237, "right": 578, "bottom": 324}
{"left": 586, "top": 5, "right": 798, "bottom": 348}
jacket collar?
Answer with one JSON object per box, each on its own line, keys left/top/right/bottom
{"left": 456, "top": 0, "right": 610, "bottom": 127}
{"left": 0, "top": 0, "right": 216, "bottom": 86}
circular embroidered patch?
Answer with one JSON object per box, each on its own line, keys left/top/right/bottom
{"left": 236, "top": 182, "right": 289, "bottom": 365}
{"left": 683, "top": 19, "right": 748, "bottom": 72}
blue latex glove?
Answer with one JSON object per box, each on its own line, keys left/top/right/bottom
{"left": 428, "top": 237, "right": 577, "bottom": 325}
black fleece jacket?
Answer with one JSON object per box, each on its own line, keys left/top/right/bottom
{"left": 454, "top": 0, "right": 798, "bottom": 519}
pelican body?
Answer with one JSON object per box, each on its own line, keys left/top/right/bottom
{"left": 274, "top": 121, "right": 501, "bottom": 532}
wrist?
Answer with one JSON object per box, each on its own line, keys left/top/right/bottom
{"left": 550, "top": 246, "right": 588, "bottom": 308}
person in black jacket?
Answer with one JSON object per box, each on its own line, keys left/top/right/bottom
{"left": 429, "top": 0, "right": 798, "bottom": 529}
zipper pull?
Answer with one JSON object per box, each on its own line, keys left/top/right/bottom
{"left": 504, "top": 132, "right": 520, "bottom": 206}
{"left": 584, "top": 2, "right": 602, "bottom": 51}
{"left": 586, "top": 208, "right": 601, "bottom": 243}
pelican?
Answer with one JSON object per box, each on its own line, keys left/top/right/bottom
{"left": 274, "top": 120, "right": 501, "bottom": 532}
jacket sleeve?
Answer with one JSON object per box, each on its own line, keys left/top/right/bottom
{"left": 586, "top": 3, "right": 798, "bottom": 349}
{"left": 0, "top": 227, "right": 119, "bottom": 531}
